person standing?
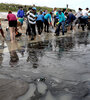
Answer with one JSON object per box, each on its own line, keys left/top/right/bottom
{"left": 80, "top": 8, "right": 89, "bottom": 31}
{"left": 75, "top": 8, "right": 83, "bottom": 28}
{"left": 76, "top": 8, "right": 83, "bottom": 19}
{"left": 82, "top": 8, "right": 89, "bottom": 22}
{"left": 36, "top": 11, "right": 44, "bottom": 35}
{"left": 66, "top": 10, "right": 76, "bottom": 31}
{"left": 26, "top": 7, "right": 32, "bottom": 37}
{"left": 23, "top": 5, "right": 27, "bottom": 18}
{"left": 7, "top": 11, "right": 17, "bottom": 43}
{"left": 17, "top": 6, "right": 24, "bottom": 29}
{"left": 27, "top": 7, "right": 36, "bottom": 40}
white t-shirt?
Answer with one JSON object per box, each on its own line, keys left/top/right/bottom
{"left": 54, "top": 11, "right": 57, "bottom": 16}
{"left": 76, "top": 11, "right": 82, "bottom": 18}
{"left": 82, "top": 10, "right": 88, "bottom": 16}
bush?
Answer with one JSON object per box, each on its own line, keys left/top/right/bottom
{"left": 0, "top": 3, "right": 75, "bottom": 12}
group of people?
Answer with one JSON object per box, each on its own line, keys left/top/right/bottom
{"left": 0, "top": 5, "right": 90, "bottom": 42}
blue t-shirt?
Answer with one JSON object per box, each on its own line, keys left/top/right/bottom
{"left": 17, "top": 9, "right": 24, "bottom": 18}
{"left": 36, "top": 15, "right": 44, "bottom": 22}
{"left": 67, "top": 13, "right": 76, "bottom": 24}
{"left": 56, "top": 12, "right": 65, "bottom": 23}
{"left": 44, "top": 14, "right": 51, "bottom": 22}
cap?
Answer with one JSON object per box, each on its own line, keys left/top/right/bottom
{"left": 32, "top": 7, "right": 36, "bottom": 10}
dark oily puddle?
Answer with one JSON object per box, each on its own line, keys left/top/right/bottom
{"left": 0, "top": 31, "right": 90, "bottom": 100}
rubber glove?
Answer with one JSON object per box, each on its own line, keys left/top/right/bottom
{"left": 56, "top": 22, "right": 59, "bottom": 25}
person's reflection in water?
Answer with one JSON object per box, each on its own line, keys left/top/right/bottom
{"left": 57, "top": 37, "right": 74, "bottom": 59}
{"left": 0, "top": 41, "right": 4, "bottom": 68}
{"left": 9, "top": 50, "right": 19, "bottom": 67}
{"left": 27, "top": 43, "right": 45, "bottom": 68}
{"left": 27, "top": 48, "right": 38, "bottom": 68}
{"left": 51, "top": 37, "right": 57, "bottom": 52}
{"left": 78, "top": 32, "right": 89, "bottom": 46}
{"left": 8, "top": 42, "right": 19, "bottom": 67}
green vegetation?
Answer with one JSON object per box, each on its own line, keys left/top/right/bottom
{"left": 0, "top": 3, "right": 19, "bottom": 12}
{"left": 0, "top": 3, "right": 53, "bottom": 12}
{"left": 0, "top": 3, "right": 75, "bottom": 12}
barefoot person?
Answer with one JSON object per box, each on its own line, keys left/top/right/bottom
{"left": 7, "top": 11, "right": 17, "bottom": 42}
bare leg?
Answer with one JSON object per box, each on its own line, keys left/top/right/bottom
{"left": 73, "top": 26, "right": 76, "bottom": 31}
{"left": 13, "top": 27, "right": 16, "bottom": 41}
{"left": 67, "top": 26, "right": 71, "bottom": 32}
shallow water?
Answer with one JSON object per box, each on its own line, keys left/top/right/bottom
{"left": 59, "top": 94, "right": 72, "bottom": 100}
{"left": 0, "top": 31, "right": 90, "bottom": 100}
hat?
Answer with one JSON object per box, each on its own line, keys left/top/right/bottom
{"left": 32, "top": 7, "right": 36, "bottom": 10}
{"left": 58, "top": 10, "right": 61, "bottom": 13}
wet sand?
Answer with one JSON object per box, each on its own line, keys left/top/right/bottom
{"left": 0, "top": 13, "right": 90, "bottom": 100}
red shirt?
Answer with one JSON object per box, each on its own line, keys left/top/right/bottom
{"left": 7, "top": 14, "right": 17, "bottom": 21}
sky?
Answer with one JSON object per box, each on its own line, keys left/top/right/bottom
{"left": 0, "top": 0, "right": 90, "bottom": 11}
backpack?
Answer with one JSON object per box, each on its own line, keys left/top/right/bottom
{"left": 72, "top": 15, "right": 76, "bottom": 21}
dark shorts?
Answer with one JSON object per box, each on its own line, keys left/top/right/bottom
{"left": 9, "top": 20, "right": 17, "bottom": 27}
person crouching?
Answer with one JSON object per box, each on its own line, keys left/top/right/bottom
{"left": 55, "top": 10, "right": 65, "bottom": 36}
{"left": 44, "top": 12, "right": 52, "bottom": 32}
